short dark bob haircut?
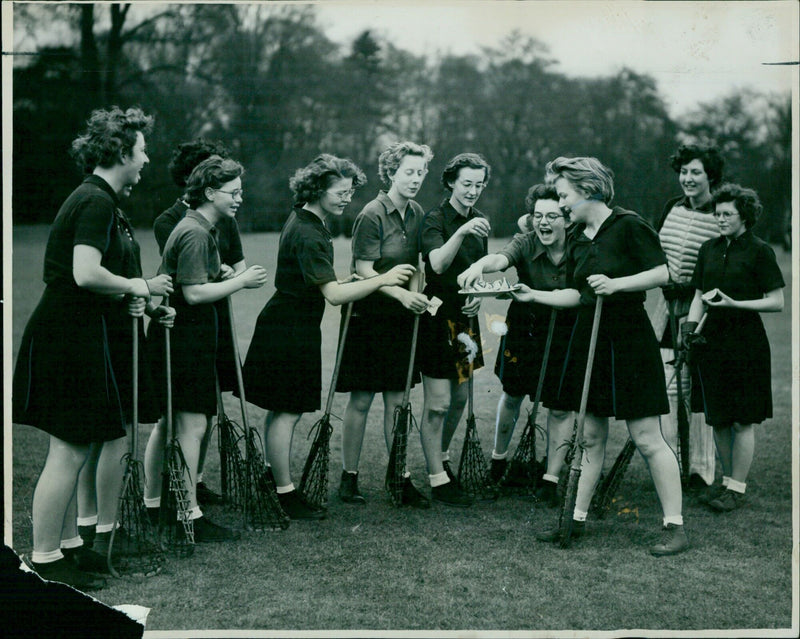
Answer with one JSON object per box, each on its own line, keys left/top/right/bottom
{"left": 378, "top": 141, "right": 433, "bottom": 185}
{"left": 712, "top": 183, "right": 761, "bottom": 230}
{"left": 524, "top": 183, "right": 559, "bottom": 216}
{"left": 669, "top": 143, "right": 724, "bottom": 187}
{"left": 169, "top": 138, "right": 231, "bottom": 187}
{"left": 289, "top": 154, "right": 367, "bottom": 205}
{"left": 184, "top": 155, "right": 245, "bottom": 209}
{"left": 70, "top": 106, "right": 154, "bottom": 175}
{"left": 440, "top": 153, "right": 491, "bottom": 191}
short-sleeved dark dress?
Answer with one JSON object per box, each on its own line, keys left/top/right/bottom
{"left": 13, "top": 175, "right": 155, "bottom": 443}
{"left": 557, "top": 207, "right": 670, "bottom": 420}
{"left": 336, "top": 191, "right": 423, "bottom": 392}
{"left": 153, "top": 199, "right": 245, "bottom": 392}
{"left": 146, "top": 210, "right": 223, "bottom": 417}
{"left": 418, "top": 199, "right": 488, "bottom": 381}
{"left": 690, "top": 231, "right": 785, "bottom": 426}
{"left": 242, "top": 206, "right": 338, "bottom": 414}
{"left": 495, "top": 232, "right": 576, "bottom": 407}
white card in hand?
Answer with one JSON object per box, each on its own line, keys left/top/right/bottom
{"left": 426, "top": 296, "right": 443, "bottom": 316}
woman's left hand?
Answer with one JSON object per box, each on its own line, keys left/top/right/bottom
{"left": 703, "top": 289, "right": 736, "bottom": 308}
{"left": 587, "top": 274, "right": 618, "bottom": 296}
{"left": 127, "top": 296, "right": 147, "bottom": 317}
{"left": 150, "top": 305, "right": 177, "bottom": 328}
{"left": 219, "top": 264, "right": 235, "bottom": 280}
{"left": 461, "top": 295, "right": 481, "bottom": 317}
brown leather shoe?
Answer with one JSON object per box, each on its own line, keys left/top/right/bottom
{"left": 649, "top": 523, "right": 690, "bottom": 556}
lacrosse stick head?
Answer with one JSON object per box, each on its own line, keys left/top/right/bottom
{"left": 298, "top": 416, "right": 333, "bottom": 510}
{"left": 457, "top": 415, "right": 499, "bottom": 502}
{"left": 385, "top": 404, "right": 412, "bottom": 507}
{"left": 241, "top": 428, "right": 290, "bottom": 531}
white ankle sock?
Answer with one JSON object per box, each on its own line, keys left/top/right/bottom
{"left": 276, "top": 484, "right": 294, "bottom": 494}
{"left": 573, "top": 509, "right": 588, "bottom": 522}
{"left": 722, "top": 475, "right": 731, "bottom": 487}
{"left": 144, "top": 497, "right": 161, "bottom": 508}
{"left": 727, "top": 479, "right": 746, "bottom": 494}
{"left": 77, "top": 515, "right": 98, "bottom": 527}
{"left": 542, "top": 474, "right": 559, "bottom": 484}
{"left": 60, "top": 536, "right": 83, "bottom": 550}
{"left": 32, "top": 549, "right": 63, "bottom": 564}
{"left": 663, "top": 515, "right": 683, "bottom": 527}
{"left": 492, "top": 450, "right": 508, "bottom": 460}
{"left": 441, "top": 451, "right": 450, "bottom": 462}
{"left": 429, "top": 471, "right": 450, "bottom": 488}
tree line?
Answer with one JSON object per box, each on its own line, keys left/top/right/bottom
{"left": 11, "top": 3, "right": 791, "bottom": 241}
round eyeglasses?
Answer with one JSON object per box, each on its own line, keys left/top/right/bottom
{"left": 217, "top": 188, "right": 243, "bottom": 199}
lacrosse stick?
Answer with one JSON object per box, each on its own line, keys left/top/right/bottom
{"left": 668, "top": 298, "right": 691, "bottom": 483}
{"left": 106, "top": 317, "right": 165, "bottom": 578}
{"left": 503, "top": 309, "right": 558, "bottom": 495}
{"left": 158, "top": 297, "right": 195, "bottom": 556}
{"left": 385, "top": 304, "right": 422, "bottom": 507}
{"left": 591, "top": 310, "right": 708, "bottom": 517}
{"left": 216, "top": 378, "right": 247, "bottom": 508}
{"left": 456, "top": 316, "right": 498, "bottom": 501}
{"left": 227, "top": 297, "right": 290, "bottom": 531}
{"left": 298, "top": 303, "right": 353, "bottom": 509}
{"left": 558, "top": 296, "right": 603, "bottom": 548}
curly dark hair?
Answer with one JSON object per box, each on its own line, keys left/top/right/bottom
{"left": 70, "top": 106, "right": 154, "bottom": 175}
{"left": 669, "top": 144, "right": 724, "bottom": 187}
{"left": 168, "top": 138, "right": 231, "bottom": 187}
{"left": 712, "top": 183, "right": 761, "bottom": 229}
{"left": 440, "top": 153, "right": 491, "bottom": 191}
{"left": 524, "top": 183, "right": 559, "bottom": 215}
{"left": 377, "top": 141, "right": 434, "bottom": 185}
{"left": 289, "top": 154, "right": 367, "bottom": 205}
{"left": 184, "top": 155, "right": 245, "bottom": 209}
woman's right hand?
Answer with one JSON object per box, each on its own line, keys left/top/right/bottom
{"left": 457, "top": 265, "right": 484, "bottom": 290}
{"left": 400, "top": 290, "right": 430, "bottom": 314}
{"left": 510, "top": 283, "right": 536, "bottom": 303}
{"left": 145, "top": 274, "right": 174, "bottom": 297}
{"left": 459, "top": 217, "right": 491, "bottom": 239}
{"left": 239, "top": 265, "right": 269, "bottom": 289}
{"left": 381, "top": 264, "right": 416, "bottom": 288}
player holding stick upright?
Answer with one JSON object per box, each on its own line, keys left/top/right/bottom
{"left": 512, "top": 156, "right": 689, "bottom": 556}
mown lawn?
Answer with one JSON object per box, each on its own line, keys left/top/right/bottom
{"left": 8, "top": 225, "right": 796, "bottom": 635}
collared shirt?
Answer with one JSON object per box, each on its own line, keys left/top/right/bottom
{"left": 691, "top": 230, "right": 785, "bottom": 300}
{"left": 350, "top": 190, "right": 423, "bottom": 273}
{"left": 499, "top": 231, "right": 568, "bottom": 291}
{"left": 420, "top": 198, "right": 488, "bottom": 299}
{"left": 273, "top": 205, "right": 337, "bottom": 300}
{"left": 160, "top": 210, "right": 221, "bottom": 285}
{"left": 154, "top": 198, "right": 245, "bottom": 265}
{"left": 567, "top": 206, "right": 667, "bottom": 306}
{"left": 44, "top": 175, "right": 142, "bottom": 285}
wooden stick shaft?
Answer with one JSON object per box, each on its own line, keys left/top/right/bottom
{"left": 226, "top": 297, "right": 250, "bottom": 431}
{"left": 570, "top": 296, "right": 603, "bottom": 471}
{"left": 323, "top": 303, "right": 353, "bottom": 415}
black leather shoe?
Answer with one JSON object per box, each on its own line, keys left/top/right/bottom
{"left": 338, "top": 471, "right": 366, "bottom": 505}
{"left": 489, "top": 459, "right": 508, "bottom": 484}
{"left": 400, "top": 477, "right": 431, "bottom": 509}
{"left": 536, "top": 520, "right": 585, "bottom": 543}
{"left": 278, "top": 490, "right": 327, "bottom": 520}
{"left": 31, "top": 557, "right": 107, "bottom": 591}
{"left": 649, "top": 523, "right": 689, "bottom": 556}
{"left": 432, "top": 481, "right": 474, "bottom": 508}
{"left": 442, "top": 460, "right": 457, "bottom": 484}
{"left": 197, "top": 481, "right": 226, "bottom": 506}
{"left": 534, "top": 481, "right": 560, "bottom": 508}
{"left": 193, "top": 516, "right": 242, "bottom": 542}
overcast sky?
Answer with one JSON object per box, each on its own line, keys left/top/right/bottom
{"left": 316, "top": 0, "right": 798, "bottom": 117}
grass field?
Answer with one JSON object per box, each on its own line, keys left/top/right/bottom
{"left": 8, "top": 224, "right": 797, "bottom": 635}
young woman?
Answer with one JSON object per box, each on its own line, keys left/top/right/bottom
{"left": 143, "top": 156, "right": 269, "bottom": 543}
{"left": 148, "top": 138, "right": 247, "bottom": 507}
{"left": 652, "top": 143, "right": 724, "bottom": 492}
{"left": 417, "top": 153, "right": 492, "bottom": 508}
{"left": 458, "top": 184, "right": 575, "bottom": 505}
{"left": 13, "top": 107, "right": 173, "bottom": 590}
{"left": 685, "top": 183, "right": 784, "bottom": 511}
{"left": 241, "top": 155, "right": 415, "bottom": 520}
{"left": 335, "top": 141, "right": 433, "bottom": 507}
{"left": 513, "top": 156, "right": 688, "bottom": 556}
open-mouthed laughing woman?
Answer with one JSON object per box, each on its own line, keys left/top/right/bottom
{"left": 13, "top": 107, "right": 174, "bottom": 590}
{"left": 241, "top": 155, "right": 415, "bottom": 521}
{"left": 512, "top": 156, "right": 689, "bottom": 556}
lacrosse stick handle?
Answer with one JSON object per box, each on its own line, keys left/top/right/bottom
{"left": 164, "top": 296, "right": 173, "bottom": 443}
{"left": 323, "top": 302, "right": 353, "bottom": 416}
{"left": 570, "top": 296, "right": 604, "bottom": 470}
{"left": 531, "top": 309, "right": 558, "bottom": 418}
{"left": 467, "top": 316, "right": 475, "bottom": 417}
{"left": 132, "top": 316, "right": 139, "bottom": 457}
{"left": 666, "top": 310, "right": 708, "bottom": 388}
{"left": 226, "top": 296, "right": 250, "bottom": 431}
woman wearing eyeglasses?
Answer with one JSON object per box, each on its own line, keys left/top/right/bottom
{"left": 416, "top": 152, "right": 493, "bottom": 508}
{"left": 457, "top": 184, "right": 575, "bottom": 505}
{"left": 684, "top": 183, "right": 784, "bottom": 512}
{"left": 144, "top": 155, "right": 269, "bottom": 543}
{"left": 335, "top": 141, "right": 433, "bottom": 507}
{"left": 241, "top": 155, "right": 415, "bottom": 520}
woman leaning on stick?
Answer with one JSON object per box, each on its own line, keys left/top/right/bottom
{"left": 512, "top": 156, "right": 689, "bottom": 556}
{"left": 13, "top": 106, "right": 174, "bottom": 590}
